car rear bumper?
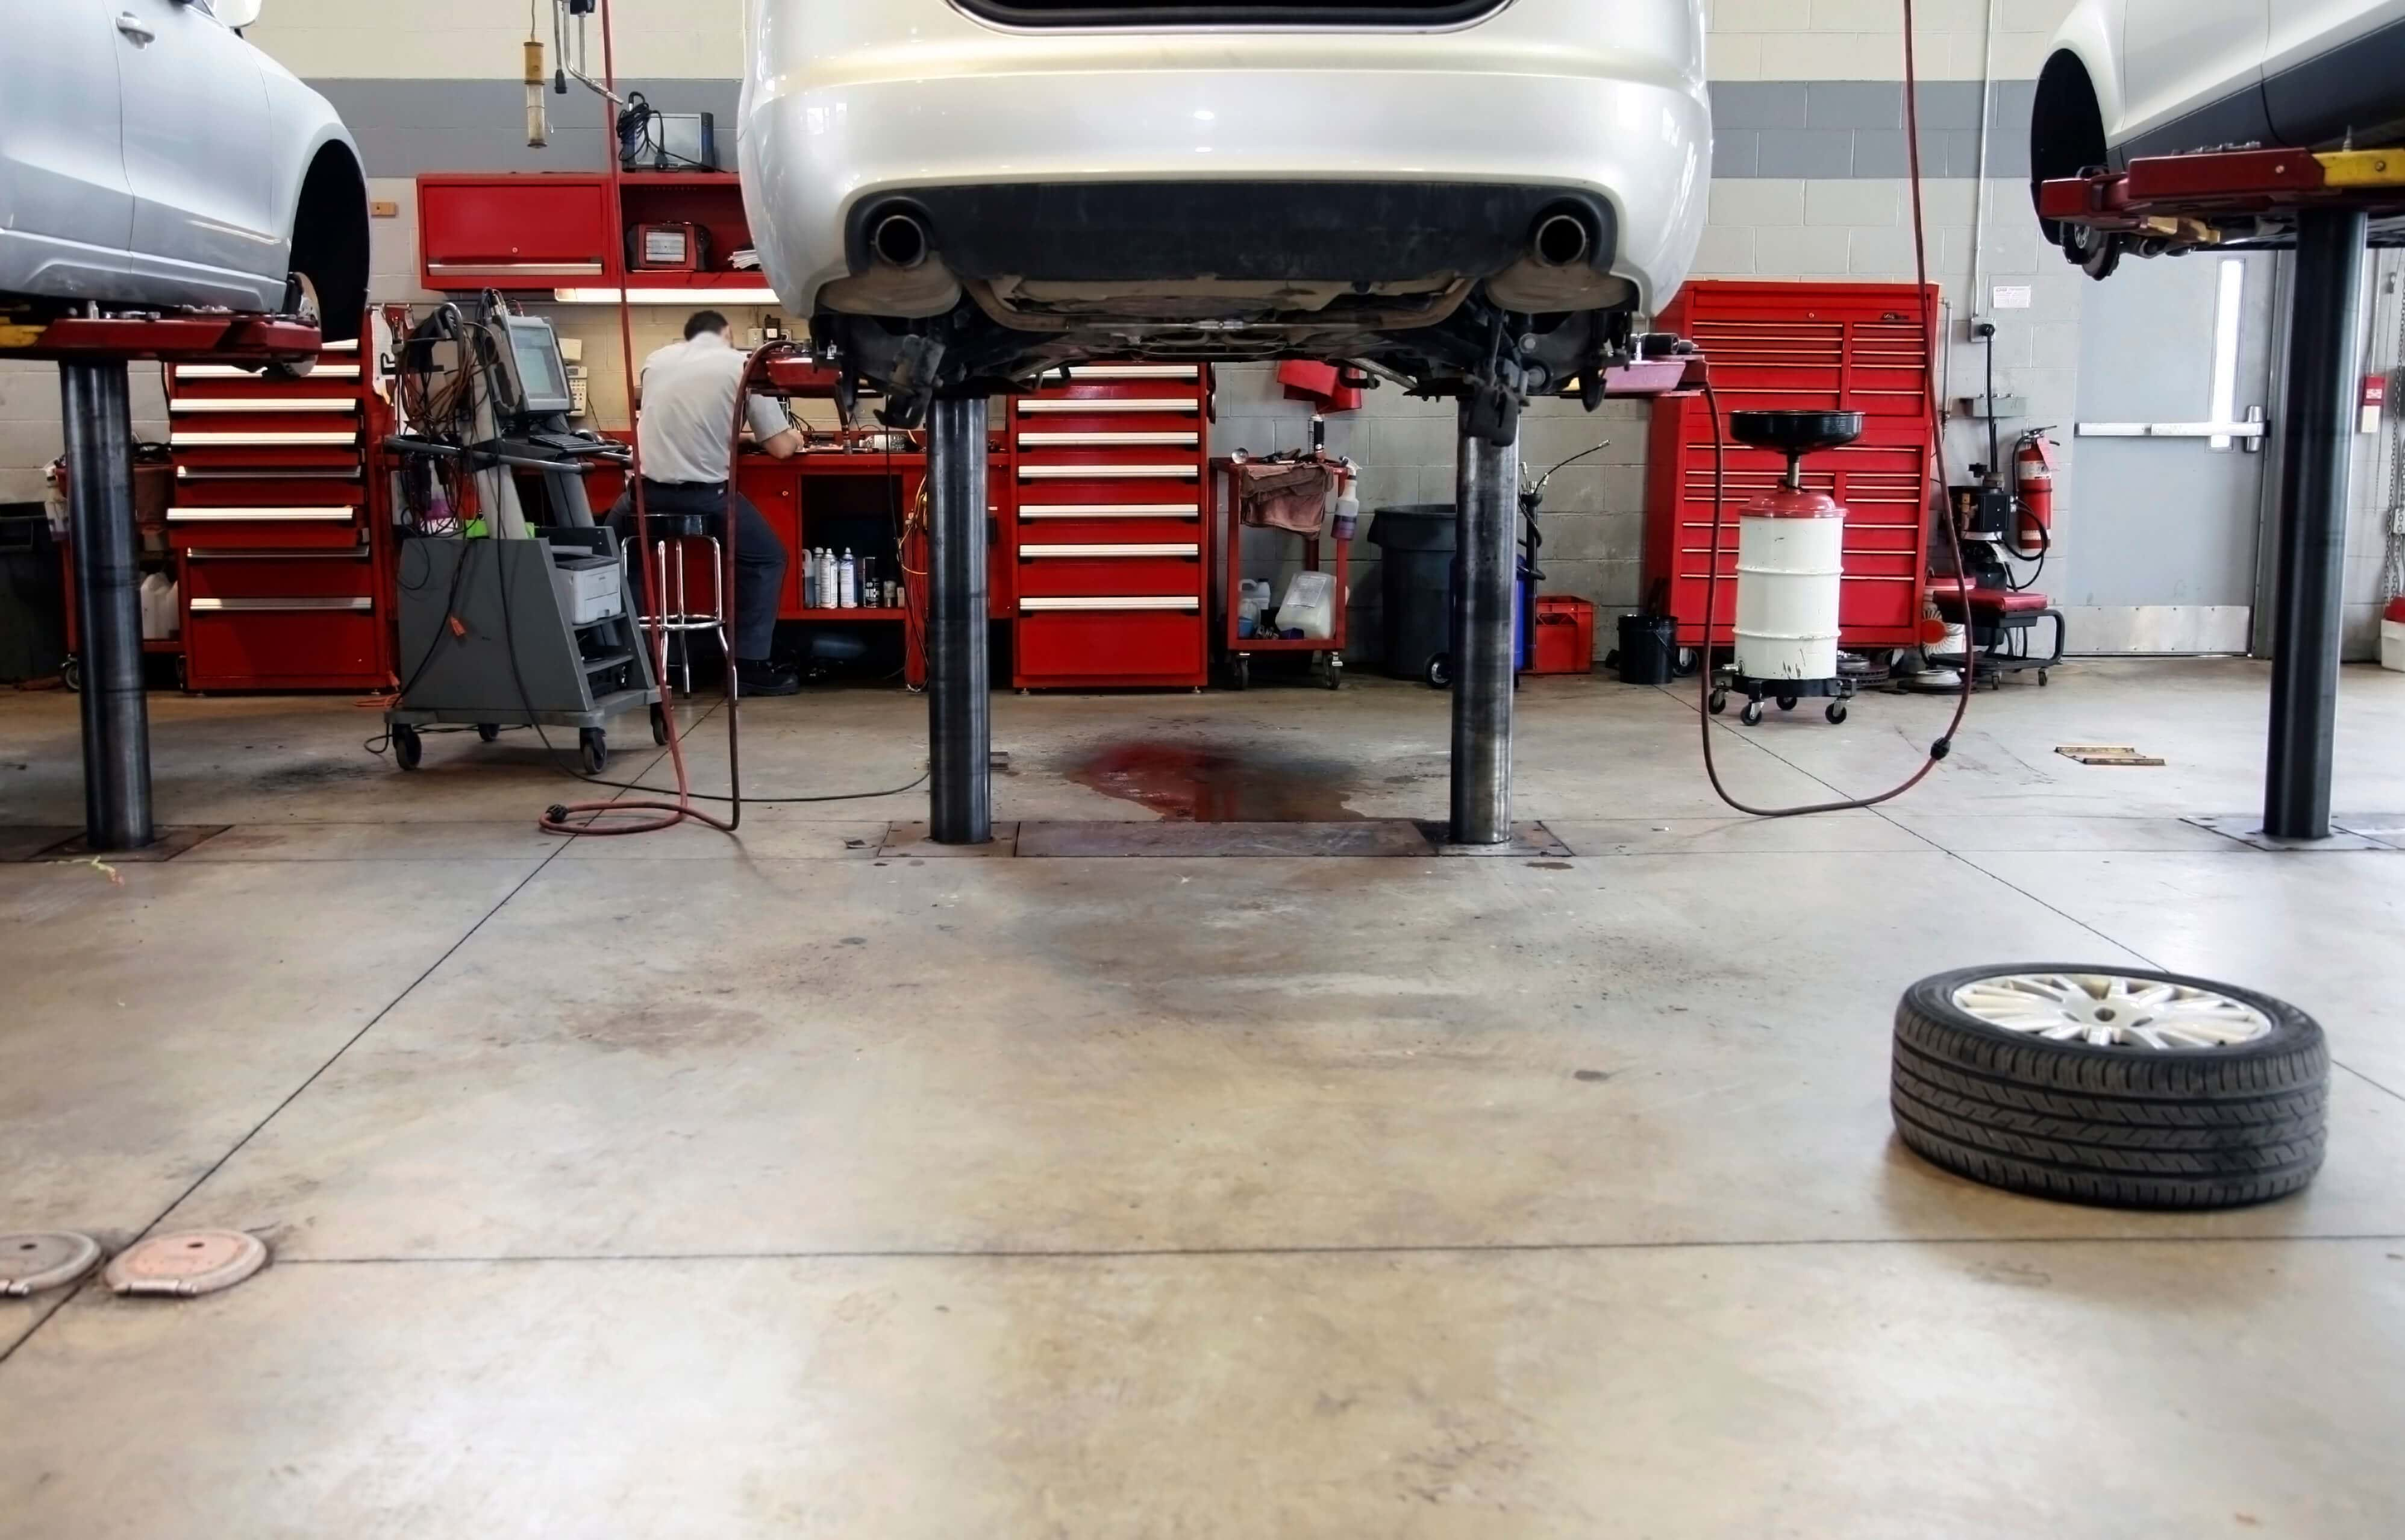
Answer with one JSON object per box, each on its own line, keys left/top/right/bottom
{"left": 743, "top": 60, "right": 1708, "bottom": 317}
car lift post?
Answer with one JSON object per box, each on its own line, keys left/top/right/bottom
{"left": 1451, "top": 404, "right": 1519, "bottom": 846}
{"left": 926, "top": 394, "right": 992, "bottom": 845}
{"left": 60, "top": 358, "right": 155, "bottom": 852}
{"left": 2263, "top": 207, "right": 2368, "bottom": 840}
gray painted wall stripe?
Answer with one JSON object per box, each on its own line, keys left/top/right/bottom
{"left": 313, "top": 78, "right": 2035, "bottom": 181}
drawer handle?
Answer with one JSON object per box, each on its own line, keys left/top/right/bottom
{"left": 1016, "top": 399, "right": 1198, "bottom": 415}
{"left": 169, "top": 508, "right": 357, "bottom": 522}
{"left": 171, "top": 432, "right": 358, "bottom": 447}
{"left": 1021, "top": 596, "right": 1199, "bottom": 613}
{"left": 1019, "top": 465, "right": 1196, "bottom": 480}
{"left": 1018, "top": 504, "right": 1201, "bottom": 519}
{"left": 190, "top": 597, "right": 374, "bottom": 613}
{"left": 169, "top": 399, "right": 359, "bottom": 415}
{"left": 427, "top": 260, "right": 605, "bottom": 275}
{"left": 1020, "top": 544, "right": 1199, "bottom": 558}
{"left": 175, "top": 363, "right": 361, "bottom": 381}
{"left": 1018, "top": 433, "right": 1200, "bottom": 448}
{"left": 1065, "top": 365, "right": 1199, "bottom": 380}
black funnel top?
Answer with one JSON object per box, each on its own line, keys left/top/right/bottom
{"left": 1730, "top": 410, "right": 1865, "bottom": 455}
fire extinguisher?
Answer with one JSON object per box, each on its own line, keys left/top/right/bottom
{"left": 2012, "top": 428, "right": 2057, "bottom": 560}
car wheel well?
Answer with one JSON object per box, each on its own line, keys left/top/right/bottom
{"left": 2031, "top": 52, "right": 2109, "bottom": 237}
{"left": 290, "top": 145, "right": 369, "bottom": 344}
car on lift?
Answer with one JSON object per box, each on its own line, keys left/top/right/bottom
{"left": 2033, "top": 1, "right": 2405, "bottom": 275}
{"left": 740, "top": 0, "right": 1710, "bottom": 436}
{"left": 0, "top": 0, "right": 369, "bottom": 342}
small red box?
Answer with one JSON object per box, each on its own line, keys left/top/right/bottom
{"left": 1530, "top": 595, "right": 1596, "bottom": 675}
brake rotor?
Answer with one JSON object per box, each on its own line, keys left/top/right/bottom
{"left": 0, "top": 1232, "right": 104, "bottom": 1296}
{"left": 102, "top": 1230, "right": 268, "bottom": 1298}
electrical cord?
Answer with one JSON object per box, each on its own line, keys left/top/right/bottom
{"left": 1692, "top": 0, "right": 1975, "bottom": 819}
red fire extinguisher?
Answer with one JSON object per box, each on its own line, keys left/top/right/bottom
{"left": 2012, "top": 428, "right": 2057, "bottom": 560}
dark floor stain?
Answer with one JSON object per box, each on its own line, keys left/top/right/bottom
{"left": 1573, "top": 1069, "right": 1613, "bottom": 1083}
{"left": 1526, "top": 860, "right": 1574, "bottom": 871}
{"left": 1068, "top": 740, "right": 1365, "bottom": 822}
{"left": 249, "top": 759, "right": 378, "bottom": 793}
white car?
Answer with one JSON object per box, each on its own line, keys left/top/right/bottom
{"left": 741, "top": 0, "right": 1710, "bottom": 430}
{"left": 2033, "top": 1, "right": 2405, "bottom": 273}
{"left": 0, "top": 0, "right": 369, "bottom": 340}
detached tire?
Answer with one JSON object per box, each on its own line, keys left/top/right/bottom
{"left": 1892, "top": 966, "right": 2328, "bottom": 1210}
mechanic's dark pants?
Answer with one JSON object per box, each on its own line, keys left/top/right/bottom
{"left": 605, "top": 480, "right": 787, "bottom": 663}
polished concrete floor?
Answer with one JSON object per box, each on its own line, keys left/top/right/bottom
{"left": 2, "top": 659, "right": 2402, "bottom": 1536}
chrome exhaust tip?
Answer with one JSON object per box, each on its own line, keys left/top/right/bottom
{"left": 1531, "top": 211, "right": 1593, "bottom": 269}
{"left": 872, "top": 212, "right": 931, "bottom": 271}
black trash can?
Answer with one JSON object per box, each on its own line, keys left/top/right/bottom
{"left": 1615, "top": 612, "right": 1681, "bottom": 686}
{"left": 1369, "top": 504, "right": 1456, "bottom": 683}
{"left": 0, "top": 503, "right": 66, "bottom": 684}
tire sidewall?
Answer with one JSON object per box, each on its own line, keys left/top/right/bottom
{"left": 1904, "top": 964, "right": 2322, "bottom": 1068}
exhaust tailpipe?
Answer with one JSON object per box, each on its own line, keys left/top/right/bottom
{"left": 1531, "top": 211, "right": 1593, "bottom": 269}
{"left": 872, "top": 212, "right": 931, "bottom": 271}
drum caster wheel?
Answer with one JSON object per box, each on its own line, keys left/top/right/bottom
{"left": 1425, "top": 654, "right": 1452, "bottom": 690}
{"left": 1739, "top": 701, "right": 1763, "bottom": 727}
{"left": 1825, "top": 701, "right": 1850, "bottom": 725}
{"left": 1777, "top": 693, "right": 1799, "bottom": 712}
{"left": 650, "top": 704, "right": 671, "bottom": 745}
{"left": 476, "top": 723, "right": 501, "bottom": 743}
{"left": 392, "top": 724, "right": 423, "bottom": 772}
{"left": 1707, "top": 690, "right": 1728, "bottom": 716}
{"left": 578, "top": 728, "right": 608, "bottom": 776}
{"left": 1323, "top": 655, "right": 1343, "bottom": 692}
{"left": 1230, "top": 655, "right": 1251, "bottom": 691}
{"left": 2039, "top": 669, "right": 2051, "bottom": 687}
{"left": 61, "top": 656, "right": 81, "bottom": 694}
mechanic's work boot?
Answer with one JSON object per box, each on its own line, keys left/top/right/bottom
{"left": 734, "top": 659, "right": 802, "bottom": 697}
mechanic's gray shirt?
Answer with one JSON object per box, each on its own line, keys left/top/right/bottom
{"left": 635, "top": 333, "right": 792, "bottom": 486}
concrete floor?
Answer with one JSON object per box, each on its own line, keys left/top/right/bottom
{"left": 2, "top": 658, "right": 2403, "bottom": 1536}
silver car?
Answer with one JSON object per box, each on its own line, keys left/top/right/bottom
{"left": 0, "top": 0, "right": 369, "bottom": 340}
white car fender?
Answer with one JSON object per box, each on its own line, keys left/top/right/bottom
{"left": 2050, "top": 1, "right": 2130, "bottom": 144}
{"left": 257, "top": 63, "right": 361, "bottom": 255}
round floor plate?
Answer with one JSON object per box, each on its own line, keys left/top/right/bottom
{"left": 1, "top": 1232, "right": 104, "bottom": 1296}
{"left": 103, "top": 1230, "right": 268, "bottom": 1298}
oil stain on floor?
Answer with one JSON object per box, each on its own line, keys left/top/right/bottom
{"left": 1068, "top": 740, "right": 1366, "bottom": 822}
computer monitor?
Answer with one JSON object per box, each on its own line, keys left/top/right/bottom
{"left": 499, "top": 315, "right": 575, "bottom": 418}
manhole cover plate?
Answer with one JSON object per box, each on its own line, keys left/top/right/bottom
{"left": 1, "top": 1232, "right": 103, "bottom": 1295}
{"left": 104, "top": 1230, "right": 267, "bottom": 1297}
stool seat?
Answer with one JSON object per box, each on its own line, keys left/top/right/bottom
{"left": 1934, "top": 586, "right": 2051, "bottom": 620}
{"left": 638, "top": 510, "right": 715, "bottom": 540}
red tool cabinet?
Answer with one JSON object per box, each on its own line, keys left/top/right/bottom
{"left": 1646, "top": 281, "right": 1938, "bottom": 651}
{"left": 416, "top": 172, "right": 775, "bottom": 299}
{"left": 1009, "top": 365, "right": 1212, "bottom": 690}
{"left": 166, "top": 336, "right": 397, "bottom": 691}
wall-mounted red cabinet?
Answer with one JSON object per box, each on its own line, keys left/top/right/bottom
{"left": 419, "top": 174, "right": 615, "bottom": 290}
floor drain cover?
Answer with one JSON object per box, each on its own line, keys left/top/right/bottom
{"left": 103, "top": 1230, "right": 267, "bottom": 1297}
{"left": 0, "top": 1232, "right": 104, "bottom": 1296}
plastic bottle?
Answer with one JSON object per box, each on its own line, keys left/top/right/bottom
{"left": 817, "top": 548, "right": 836, "bottom": 609}
{"left": 838, "top": 548, "right": 857, "bottom": 609}
{"left": 802, "top": 548, "right": 820, "bottom": 609}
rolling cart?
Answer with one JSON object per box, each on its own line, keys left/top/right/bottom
{"left": 1214, "top": 446, "right": 1354, "bottom": 691}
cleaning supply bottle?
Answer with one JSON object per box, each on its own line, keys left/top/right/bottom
{"left": 817, "top": 548, "right": 836, "bottom": 609}
{"left": 802, "top": 547, "right": 820, "bottom": 609}
{"left": 838, "top": 548, "right": 857, "bottom": 609}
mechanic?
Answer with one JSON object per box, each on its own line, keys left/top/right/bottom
{"left": 605, "top": 310, "right": 804, "bottom": 696}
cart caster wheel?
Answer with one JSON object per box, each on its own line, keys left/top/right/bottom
{"left": 1707, "top": 690, "right": 1728, "bottom": 716}
{"left": 476, "top": 722, "right": 501, "bottom": 743}
{"left": 2039, "top": 669, "right": 2051, "bottom": 687}
{"left": 392, "top": 724, "right": 423, "bottom": 772}
{"left": 650, "top": 704, "right": 671, "bottom": 745}
{"left": 1777, "top": 693, "right": 1799, "bottom": 712}
{"left": 60, "top": 657, "right": 81, "bottom": 694}
{"left": 1739, "top": 701, "right": 1763, "bottom": 727}
{"left": 1825, "top": 701, "right": 1849, "bottom": 725}
{"left": 578, "top": 728, "right": 608, "bottom": 777}
{"left": 1324, "top": 656, "right": 1343, "bottom": 692}
{"left": 173, "top": 656, "right": 189, "bottom": 693}
{"left": 1228, "top": 656, "right": 1251, "bottom": 691}
{"left": 1426, "top": 654, "right": 1451, "bottom": 690}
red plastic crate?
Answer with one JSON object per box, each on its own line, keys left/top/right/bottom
{"left": 1529, "top": 596, "right": 1596, "bottom": 675}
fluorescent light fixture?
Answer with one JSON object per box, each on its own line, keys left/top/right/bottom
{"left": 553, "top": 287, "right": 777, "bottom": 306}
{"left": 2209, "top": 258, "right": 2245, "bottom": 451}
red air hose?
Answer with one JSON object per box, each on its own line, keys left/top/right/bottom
{"left": 538, "top": 0, "right": 737, "bottom": 837}
{"left": 1693, "top": 0, "right": 1977, "bottom": 818}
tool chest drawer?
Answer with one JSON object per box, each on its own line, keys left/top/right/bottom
{"left": 167, "top": 505, "right": 366, "bottom": 552}
{"left": 1007, "top": 365, "right": 1212, "bottom": 689}
{"left": 1016, "top": 607, "right": 1205, "bottom": 688}
{"left": 184, "top": 601, "right": 383, "bottom": 691}
{"left": 418, "top": 175, "right": 615, "bottom": 290}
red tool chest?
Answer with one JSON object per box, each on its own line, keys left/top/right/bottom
{"left": 166, "top": 336, "right": 397, "bottom": 691}
{"left": 1010, "top": 365, "right": 1212, "bottom": 689}
{"left": 1646, "top": 281, "right": 1937, "bottom": 651}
